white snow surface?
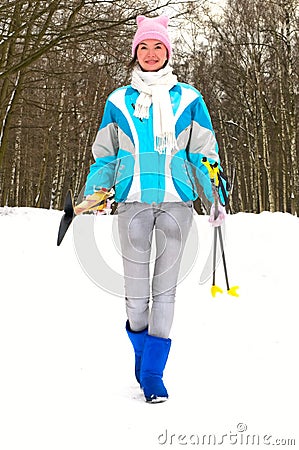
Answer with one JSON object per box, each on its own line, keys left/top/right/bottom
{"left": 0, "top": 207, "right": 298, "bottom": 450}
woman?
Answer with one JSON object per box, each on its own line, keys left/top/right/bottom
{"left": 84, "top": 15, "right": 226, "bottom": 402}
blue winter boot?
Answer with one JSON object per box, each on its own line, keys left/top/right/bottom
{"left": 126, "top": 321, "right": 148, "bottom": 385}
{"left": 140, "top": 334, "right": 171, "bottom": 403}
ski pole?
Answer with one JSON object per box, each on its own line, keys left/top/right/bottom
{"left": 201, "top": 158, "right": 239, "bottom": 297}
{"left": 211, "top": 226, "right": 223, "bottom": 297}
{"left": 217, "top": 225, "right": 239, "bottom": 296}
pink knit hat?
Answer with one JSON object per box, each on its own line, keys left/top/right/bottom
{"left": 132, "top": 15, "right": 172, "bottom": 58}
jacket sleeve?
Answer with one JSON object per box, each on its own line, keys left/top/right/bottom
{"left": 84, "top": 99, "right": 119, "bottom": 196}
{"left": 187, "top": 93, "right": 228, "bottom": 205}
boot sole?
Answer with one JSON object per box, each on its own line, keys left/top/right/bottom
{"left": 146, "top": 395, "right": 168, "bottom": 404}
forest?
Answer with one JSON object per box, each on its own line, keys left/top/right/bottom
{"left": 0, "top": 0, "right": 298, "bottom": 214}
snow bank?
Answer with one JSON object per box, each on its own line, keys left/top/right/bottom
{"left": 0, "top": 208, "right": 298, "bottom": 449}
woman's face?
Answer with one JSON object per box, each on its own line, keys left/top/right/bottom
{"left": 136, "top": 39, "right": 168, "bottom": 71}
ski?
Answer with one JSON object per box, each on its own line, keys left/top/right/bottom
{"left": 57, "top": 189, "right": 75, "bottom": 246}
{"left": 57, "top": 188, "right": 112, "bottom": 246}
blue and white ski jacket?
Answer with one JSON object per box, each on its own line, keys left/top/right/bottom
{"left": 84, "top": 82, "right": 221, "bottom": 204}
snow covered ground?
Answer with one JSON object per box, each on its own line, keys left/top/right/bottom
{"left": 0, "top": 207, "right": 298, "bottom": 450}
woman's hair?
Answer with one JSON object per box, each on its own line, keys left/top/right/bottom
{"left": 127, "top": 51, "right": 138, "bottom": 70}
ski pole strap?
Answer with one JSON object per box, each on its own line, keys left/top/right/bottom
{"left": 218, "top": 174, "right": 229, "bottom": 206}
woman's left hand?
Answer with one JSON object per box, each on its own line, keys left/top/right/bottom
{"left": 209, "top": 203, "right": 226, "bottom": 227}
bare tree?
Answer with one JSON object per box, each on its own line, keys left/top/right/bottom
{"left": 0, "top": 0, "right": 182, "bottom": 208}
{"left": 174, "top": 0, "right": 298, "bottom": 213}
{"left": 1, "top": 0, "right": 298, "bottom": 213}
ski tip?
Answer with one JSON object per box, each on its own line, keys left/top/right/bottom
{"left": 57, "top": 189, "right": 75, "bottom": 246}
{"left": 57, "top": 214, "right": 74, "bottom": 246}
{"left": 64, "top": 189, "right": 74, "bottom": 216}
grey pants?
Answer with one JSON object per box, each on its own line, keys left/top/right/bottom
{"left": 117, "top": 201, "right": 193, "bottom": 338}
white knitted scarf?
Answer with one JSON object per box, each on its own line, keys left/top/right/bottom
{"left": 131, "top": 65, "right": 178, "bottom": 154}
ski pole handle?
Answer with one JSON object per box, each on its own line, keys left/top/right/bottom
{"left": 201, "top": 157, "right": 220, "bottom": 187}
{"left": 202, "top": 157, "right": 220, "bottom": 217}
